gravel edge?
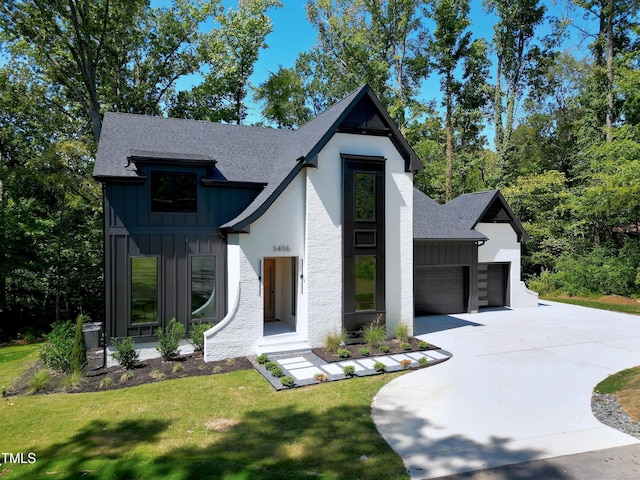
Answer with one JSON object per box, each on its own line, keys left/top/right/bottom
{"left": 591, "top": 392, "right": 640, "bottom": 439}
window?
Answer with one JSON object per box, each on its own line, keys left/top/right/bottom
{"left": 291, "top": 258, "right": 297, "bottom": 316}
{"left": 191, "top": 256, "right": 216, "bottom": 321}
{"left": 151, "top": 171, "right": 197, "bottom": 212}
{"left": 355, "top": 256, "right": 375, "bottom": 311}
{"left": 131, "top": 257, "right": 158, "bottom": 324}
{"left": 354, "top": 172, "right": 376, "bottom": 221}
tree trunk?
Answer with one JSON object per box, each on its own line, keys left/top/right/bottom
{"left": 605, "top": 0, "right": 615, "bottom": 142}
{"left": 445, "top": 97, "right": 454, "bottom": 203}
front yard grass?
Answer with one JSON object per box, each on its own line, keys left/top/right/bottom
{"left": 0, "top": 343, "right": 408, "bottom": 480}
{"left": 543, "top": 295, "right": 640, "bottom": 316}
{"left": 595, "top": 366, "right": 640, "bottom": 422}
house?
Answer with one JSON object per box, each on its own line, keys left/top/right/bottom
{"left": 94, "top": 85, "right": 537, "bottom": 362}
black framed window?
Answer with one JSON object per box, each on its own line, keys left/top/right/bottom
{"left": 190, "top": 255, "right": 216, "bottom": 321}
{"left": 151, "top": 171, "right": 197, "bottom": 212}
{"left": 131, "top": 256, "right": 159, "bottom": 324}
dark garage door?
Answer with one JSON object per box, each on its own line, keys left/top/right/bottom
{"left": 478, "top": 263, "right": 508, "bottom": 307}
{"left": 414, "top": 266, "right": 468, "bottom": 315}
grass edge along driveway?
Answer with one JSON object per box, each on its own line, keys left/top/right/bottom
{"left": 0, "top": 343, "right": 409, "bottom": 480}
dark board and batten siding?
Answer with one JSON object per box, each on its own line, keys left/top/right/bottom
{"left": 104, "top": 169, "right": 261, "bottom": 340}
{"left": 413, "top": 241, "right": 479, "bottom": 315}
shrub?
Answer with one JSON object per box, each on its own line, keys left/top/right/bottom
{"left": 256, "top": 353, "right": 269, "bottom": 364}
{"left": 189, "top": 322, "right": 214, "bottom": 352}
{"left": 226, "top": 358, "right": 235, "bottom": 366}
{"left": 418, "top": 357, "right": 428, "bottom": 367}
{"left": 280, "top": 376, "right": 295, "bottom": 388}
{"left": 373, "top": 361, "right": 386, "bottom": 373}
{"left": 358, "top": 348, "right": 370, "bottom": 357}
{"left": 213, "top": 366, "right": 223, "bottom": 374}
{"left": 156, "top": 318, "right": 185, "bottom": 361}
{"left": 400, "top": 342, "right": 412, "bottom": 350}
{"left": 342, "top": 365, "right": 356, "bottom": 377}
{"left": 399, "top": 359, "right": 412, "bottom": 369}
{"left": 64, "top": 369, "right": 85, "bottom": 390}
{"left": 70, "top": 314, "right": 88, "bottom": 375}
{"left": 362, "top": 315, "right": 386, "bottom": 348}
{"left": 264, "top": 361, "right": 279, "bottom": 372}
{"left": 418, "top": 340, "right": 430, "bottom": 350}
{"left": 27, "top": 369, "right": 52, "bottom": 395}
{"left": 150, "top": 369, "right": 165, "bottom": 380}
{"left": 40, "top": 320, "right": 75, "bottom": 374}
{"left": 337, "top": 348, "right": 351, "bottom": 358}
{"left": 120, "top": 371, "right": 134, "bottom": 382}
{"left": 100, "top": 376, "right": 114, "bottom": 388}
{"left": 270, "top": 366, "right": 284, "bottom": 378}
{"left": 314, "top": 372, "right": 328, "bottom": 383}
{"left": 111, "top": 337, "right": 139, "bottom": 370}
{"left": 324, "top": 331, "right": 345, "bottom": 353}
{"left": 379, "top": 345, "right": 391, "bottom": 353}
{"left": 172, "top": 363, "right": 184, "bottom": 373}
{"left": 394, "top": 322, "right": 409, "bottom": 342}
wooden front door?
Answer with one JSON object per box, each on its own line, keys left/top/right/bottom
{"left": 263, "top": 258, "right": 276, "bottom": 320}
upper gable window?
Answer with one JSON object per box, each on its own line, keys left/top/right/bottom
{"left": 150, "top": 171, "right": 197, "bottom": 212}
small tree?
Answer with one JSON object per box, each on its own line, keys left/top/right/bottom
{"left": 189, "top": 322, "right": 214, "bottom": 353}
{"left": 156, "top": 318, "right": 185, "bottom": 361}
{"left": 70, "top": 314, "right": 87, "bottom": 374}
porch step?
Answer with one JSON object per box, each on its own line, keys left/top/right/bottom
{"left": 255, "top": 339, "right": 312, "bottom": 355}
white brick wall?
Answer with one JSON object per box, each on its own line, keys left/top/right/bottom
{"left": 205, "top": 132, "right": 416, "bottom": 360}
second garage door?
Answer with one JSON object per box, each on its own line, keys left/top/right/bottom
{"left": 414, "top": 266, "right": 468, "bottom": 315}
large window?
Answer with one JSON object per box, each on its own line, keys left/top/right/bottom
{"left": 131, "top": 257, "right": 158, "bottom": 324}
{"left": 151, "top": 171, "right": 197, "bottom": 212}
{"left": 191, "top": 256, "right": 216, "bottom": 321}
{"left": 355, "top": 256, "right": 376, "bottom": 311}
{"left": 354, "top": 172, "right": 376, "bottom": 221}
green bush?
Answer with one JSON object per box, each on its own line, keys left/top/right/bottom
{"left": 40, "top": 320, "right": 75, "bottom": 374}
{"left": 358, "top": 347, "right": 370, "bottom": 357}
{"left": 373, "top": 361, "right": 386, "bottom": 373}
{"left": 418, "top": 340, "right": 430, "bottom": 349}
{"left": 418, "top": 357, "right": 428, "bottom": 367}
{"left": 27, "top": 369, "right": 52, "bottom": 395}
{"left": 400, "top": 342, "right": 412, "bottom": 350}
{"left": 270, "top": 366, "right": 284, "bottom": 378}
{"left": 70, "top": 314, "right": 87, "bottom": 374}
{"left": 156, "top": 318, "right": 185, "bottom": 361}
{"left": 189, "top": 322, "right": 214, "bottom": 352}
{"left": 337, "top": 348, "right": 351, "bottom": 358}
{"left": 280, "top": 376, "right": 295, "bottom": 388}
{"left": 264, "top": 361, "right": 279, "bottom": 372}
{"left": 112, "top": 337, "right": 140, "bottom": 370}
{"left": 256, "top": 353, "right": 269, "bottom": 364}
{"left": 394, "top": 322, "right": 409, "bottom": 342}
{"left": 379, "top": 344, "right": 390, "bottom": 353}
{"left": 342, "top": 365, "right": 356, "bottom": 377}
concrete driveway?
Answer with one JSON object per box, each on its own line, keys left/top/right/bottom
{"left": 372, "top": 301, "right": 640, "bottom": 479}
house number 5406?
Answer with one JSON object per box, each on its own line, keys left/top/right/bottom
{"left": 273, "top": 245, "right": 291, "bottom": 252}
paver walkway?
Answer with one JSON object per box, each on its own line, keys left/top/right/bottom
{"left": 254, "top": 349, "right": 452, "bottom": 390}
{"left": 372, "top": 301, "right": 640, "bottom": 479}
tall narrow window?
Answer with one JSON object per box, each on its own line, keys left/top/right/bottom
{"left": 354, "top": 172, "right": 376, "bottom": 220}
{"left": 191, "top": 256, "right": 216, "bottom": 321}
{"left": 355, "top": 256, "right": 376, "bottom": 311}
{"left": 291, "top": 257, "right": 297, "bottom": 317}
{"left": 131, "top": 257, "right": 158, "bottom": 324}
{"left": 151, "top": 171, "right": 197, "bottom": 212}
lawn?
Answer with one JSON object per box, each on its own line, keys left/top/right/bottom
{"left": 0, "top": 343, "right": 409, "bottom": 480}
{"left": 542, "top": 295, "right": 640, "bottom": 316}
{"left": 595, "top": 366, "right": 640, "bottom": 423}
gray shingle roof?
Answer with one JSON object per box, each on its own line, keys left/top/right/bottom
{"left": 94, "top": 113, "right": 291, "bottom": 183}
{"left": 94, "top": 84, "right": 423, "bottom": 232}
{"left": 413, "top": 188, "right": 487, "bottom": 241}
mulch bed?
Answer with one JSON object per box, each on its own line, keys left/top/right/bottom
{"left": 312, "top": 337, "right": 440, "bottom": 363}
{"left": 6, "top": 352, "right": 253, "bottom": 396}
